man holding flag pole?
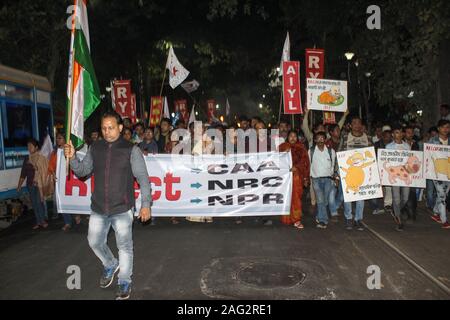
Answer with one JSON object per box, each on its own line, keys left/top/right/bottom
{"left": 64, "top": 0, "right": 152, "bottom": 300}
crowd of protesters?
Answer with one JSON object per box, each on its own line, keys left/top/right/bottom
{"left": 17, "top": 103, "right": 450, "bottom": 231}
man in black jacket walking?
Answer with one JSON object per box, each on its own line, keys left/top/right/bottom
{"left": 64, "top": 111, "right": 152, "bottom": 300}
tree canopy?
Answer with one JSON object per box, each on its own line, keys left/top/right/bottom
{"left": 1, "top": 0, "right": 449, "bottom": 127}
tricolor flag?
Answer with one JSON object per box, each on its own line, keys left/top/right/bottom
{"left": 66, "top": 0, "right": 101, "bottom": 148}
{"left": 279, "top": 32, "right": 290, "bottom": 76}
{"left": 166, "top": 46, "right": 190, "bottom": 89}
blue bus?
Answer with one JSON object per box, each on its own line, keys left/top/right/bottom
{"left": 0, "top": 64, "right": 54, "bottom": 203}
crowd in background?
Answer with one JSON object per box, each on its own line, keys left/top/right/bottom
{"left": 17, "top": 103, "right": 450, "bottom": 231}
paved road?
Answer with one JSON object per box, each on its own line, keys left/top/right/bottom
{"left": 0, "top": 202, "right": 449, "bottom": 300}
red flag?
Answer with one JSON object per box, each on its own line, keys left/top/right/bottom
{"left": 174, "top": 99, "right": 189, "bottom": 124}
{"left": 149, "top": 96, "right": 163, "bottom": 127}
{"left": 282, "top": 61, "right": 302, "bottom": 114}
{"left": 113, "top": 80, "right": 133, "bottom": 118}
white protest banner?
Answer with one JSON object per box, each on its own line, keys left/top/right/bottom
{"left": 56, "top": 150, "right": 292, "bottom": 216}
{"left": 306, "top": 78, "right": 348, "bottom": 112}
{"left": 424, "top": 143, "right": 450, "bottom": 182}
{"left": 377, "top": 149, "right": 425, "bottom": 188}
{"left": 337, "top": 147, "right": 382, "bottom": 202}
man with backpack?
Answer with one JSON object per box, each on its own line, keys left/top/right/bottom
{"left": 309, "top": 131, "right": 337, "bottom": 229}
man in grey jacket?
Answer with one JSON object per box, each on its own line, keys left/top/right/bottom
{"left": 64, "top": 111, "right": 152, "bottom": 300}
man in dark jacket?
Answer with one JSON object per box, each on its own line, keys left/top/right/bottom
{"left": 64, "top": 111, "right": 152, "bottom": 300}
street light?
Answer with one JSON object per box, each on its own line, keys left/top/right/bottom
{"left": 216, "top": 104, "right": 220, "bottom": 109}
{"left": 345, "top": 52, "right": 355, "bottom": 84}
{"left": 345, "top": 52, "right": 355, "bottom": 60}
{"left": 365, "top": 72, "right": 372, "bottom": 100}
{"left": 259, "top": 103, "right": 263, "bottom": 109}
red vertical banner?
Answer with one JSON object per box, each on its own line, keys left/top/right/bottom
{"left": 305, "top": 49, "right": 325, "bottom": 79}
{"left": 113, "top": 80, "right": 132, "bottom": 118}
{"left": 174, "top": 99, "right": 189, "bottom": 124}
{"left": 149, "top": 97, "right": 163, "bottom": 128}
{"left": 283, "top": 61, "right": 303, "bottom": 114}
{"left": 130, "top": 94, "right": 137, "bottom": 124}
{"left": 207, "top": 99, "right": 216, "bottom": 122}
{"left": 323, "top": 111, "right": 336, "bottom": 124}
{"left": 305, "top": 49, "right": 334, "bottom": 124}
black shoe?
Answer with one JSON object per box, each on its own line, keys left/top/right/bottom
{"left": 396, "top": 224, "right": 404, "bottom": 232}
{"left": 100, "top": 263, "right": 119, "bottom": 288}
{"left": 345, "top": 219, "right": 353, "bottom": 230}
{"left": 316, "top": 222, "right": 327, "bottom": 229}
{"left": 355, "top": 220, "right": 364, "bottom": 231}
{"left": 116, "top": 281, "right": 132, "bottom": 300}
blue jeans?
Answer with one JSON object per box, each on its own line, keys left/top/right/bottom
{"left": 312, "top": 177, "right": 333, "bottom": 224}
{"left": 29, "top": 186, "right": 46, "bottom": 225}
{"left": 426, "top": 179, "right": 436, "bottom": 209}
{"left": 62, "top": 214, "right": 73, "bottom": 226}
{"left": 329, "top": 180, "right": 344, "bottom": 216}
{"left": 433, "top": 181, "right": 450, "bottom": 224}
{"left": 88, "top": 210, "right": 134, "bottom": 284}
{"left": 392, "top": 186, "right": 410, "bottom": 219}
{"left": 344, "top": 200, "right": 365, "bottom": 222}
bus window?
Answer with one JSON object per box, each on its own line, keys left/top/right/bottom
{"left": 38, "top": 107, "right": 53, "bottom": 144}
{"left": 3, "top": 103, "right": 33, "bottom": 148}
{"left": 2, "top": 84, "right": 32, "bottom": 101}
{"left": 0, "top": 138, "right": 3, "bottom": 170}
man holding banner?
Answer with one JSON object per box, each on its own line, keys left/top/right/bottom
{"left": 340, "top": 116, "right": 373, "bottom": 231}
{"left": 64, "top": 111, "right": 152, "bottom": 300}
{"left": 385, "top": 125, "right": 412, "bottom": 232}
{"left": 428, "top": 119, "right": 450, "bottom": 229}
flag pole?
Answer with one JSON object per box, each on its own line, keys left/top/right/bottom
{"left": 159, "top": 49, "right": 170, "bottom": 97}
{"left": 159, "top": 70, "right": 166, "bottom": 98}
{"left": 66, "top": 0, "right": 78, "bottom": 177}
{"left": 277, "top": 90, "right": 283, "bottom": 124}
{"left": 66, "top": 47, "right": 76, "bottom": 177}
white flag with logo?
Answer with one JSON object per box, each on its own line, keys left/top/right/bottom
{"left": 166, "top": 46, "right": 190, "bottom": 89}
{"left": 163, "top": 96, "right": 170, "bottom": 119}
{"left": 226, "top": 98, "right": 231, "bottom": 116}
{"left": 40, "top": 134, "right": 53, "bottom": 159}
{"left": 279, "top": 32, "right": 290, "bottom": 76}
{"left": 189, "top": 105, "right": 196, "bottom": 125}
{"left": 181, "top": 79, "right": 200, "bottom": 93}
